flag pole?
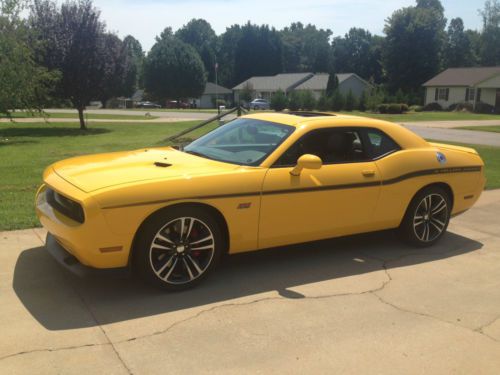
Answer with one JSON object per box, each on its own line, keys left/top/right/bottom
{"left": 215, "top": 61, "right": 219, "bottom": 114}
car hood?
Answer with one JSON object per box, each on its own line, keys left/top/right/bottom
{"left": 51, "top": 147, "right": 238, "bottom": 193}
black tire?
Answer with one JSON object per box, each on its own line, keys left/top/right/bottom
{"left": 133, "top": 206, "right": 224, "bottom": 291}
{"left": 399, "top": 186, "right": 451, "bottom": 247}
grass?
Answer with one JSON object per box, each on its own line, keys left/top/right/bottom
{"left": 0, "top": 120, "right": 217, "bottom": 230}
{"left": 455, "top": 126, "right": 500, "bottom": 133}
{"left": 339, "top": 111, "right": 500, "bottom": 122}
{"left": 1, "top": 111, "right": 158, "bottom": 120}
{"left": 0, "top": 120, "right": 498, "bottom": 231}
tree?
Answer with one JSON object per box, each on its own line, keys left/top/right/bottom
{"left": 332, "top": 28, "right": 383, "bottom": 83}
{"left": 382, "top": 0, "right": 446, "bottom": 94}
{"left": 239, "top": 82, "right": 254, "bottom": 103}
{"left": 326, "top": 71, "right": 339, "bottom": 97}
{"left": 144, "top": 31, "right": 206, "bottom": 102}
{"left": 0, "top": 0, "right": 56, "bottom": 116}
{"left": 281, "top": 22, "right": 332, "bottom": 73}
{"left": 479, "top": 0, "right": 500, "bottom": 65}
{"left": 99, "top": 33, "right": 136, "bottom": 105}
{"left": 443, "top": 18, "right": 474, "bottom": 68}
{"left": 358, "top": 90, "right": 367, "bottom": 112}
{"left": 270, "top": 90, "right": 288, "bottom": 111}
{"left": 233, "top": 23, "right": 283, "bottom": 86}
{"left": 175, "top": 19, "right": 217, "bottom": 82}
{"left": 30, "top": 0, "right": 108, "bottom": 130}
{"left": 123, "top": 35, "right": 144, "bottom": 89}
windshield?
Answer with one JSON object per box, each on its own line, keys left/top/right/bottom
{"left": 184, "top": 118, "right": 295, "bottom": 166}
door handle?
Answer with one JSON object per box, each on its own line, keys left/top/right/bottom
{"left": 362, "top": 170, "right": 376, "bottom": 177}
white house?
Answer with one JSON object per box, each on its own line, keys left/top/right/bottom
{"left": 233, "top": 72, "right": 372, "bottom": 102}
{"left": 194, "top": 82, "right": 232, "bottom": 109}
{"left": 293, "top": 73, "right": 372, "bottom": 100}
{"left": 422, "top": 67, "right": 500, "bottom": 111}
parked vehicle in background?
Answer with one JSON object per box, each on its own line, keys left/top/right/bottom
{"left": 166, "top": 100, "right": 190, "bottom": 109}
{"left": 250, "top": 99, "right": 270, "bottom": 110}
{"left": 137, "top": 101, "right": 162, "bottom": 109}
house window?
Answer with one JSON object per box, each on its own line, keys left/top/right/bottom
{"left": 465, "top": 88, "right": 475, "bottom": 101}
{"left": 434, "top": 88, "right": 449, "bottom": 101}
{"left": 438, "top": 88, "right": 448, "bottom": 100}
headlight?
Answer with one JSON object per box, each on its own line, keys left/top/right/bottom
{"left": 46, "top": 188, "right": 85, "bottom": 223}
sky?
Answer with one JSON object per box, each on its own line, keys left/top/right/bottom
{"left": 91, "top": 0, "right": 485, "bottom": 51}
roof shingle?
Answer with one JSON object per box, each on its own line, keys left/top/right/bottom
{"left": 422, "top": 67, "right": 500, "bottom": 87}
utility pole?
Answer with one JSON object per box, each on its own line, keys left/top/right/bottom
{"left": 215, "top": 61, "right": 219, "bottom": 114}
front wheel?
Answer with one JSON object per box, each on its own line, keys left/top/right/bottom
{"left": 134, "top": 207, "right": 224, "bottom": 290}
{"left": 399, "top": 186, "right": 451, "bottom": 247}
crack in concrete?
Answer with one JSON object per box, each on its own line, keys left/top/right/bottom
{"left": 0, "top": 343, "right": 109, "bottom": 362}
{"left": 3, "top": 243, "right": 498, "bottom": 364}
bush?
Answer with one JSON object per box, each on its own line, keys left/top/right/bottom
{"left": 378, "top": 103, "right": 408, "bottom": 114}
{"left": 300, "top": 90, "right": 316, "bottom": 111}
{"left": 270, "top": 89, "right": 288, "bottom": 111}
{"left": 288, "top": 91, "right": 301, "bottom": 111}
{"left": 366, "top": 89, "right": 384, "bottom": 111}
{"left": 344, "top": 90, "right": 356, "bottom": 111}
{"left": 448, "top": 102, "right": 473, "bottom": 112}
{"left": 331, "top": 90, "right": 344, "bottom": 111}
{"left": 377, "top": 103, "right": 388, "bottom": 113}
{"left": 475, "top": 101, "right": 496, "bottom": 114}
{"left": 358, "top": 90, "right": 367, "bottom": 112}
{"left": 317, "top": 93, "right": 331, "bottom": 111}
{"left": 409, "top": 105, "right": 423, "bottom": 112}
{"left": 422, "top": 102, "right": 443, "bottom": 111}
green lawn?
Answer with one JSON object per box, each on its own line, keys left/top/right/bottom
{"left": 0, "top": 120, "right": 216, "bottom": 230}
{"left": 455, "top": 126, "right": 500, "bottom": 133}
{"left": 1, "top": 111, "right": 158, "bottom": 120}
{"left": 340, "top": 111, "right": 500, "bottom": 122}
{"left": 0, "top": 120, "right": 498, "bottom": 231}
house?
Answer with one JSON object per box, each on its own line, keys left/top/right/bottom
{"left": 294, "top": 73, "right": 372, "bottom": 100}
{"left": 423, "top": 67, "right": 500, "bottom": 111}
{"left": 233, "top": 73, "right": 314, "bottom": 102}
{"left": 233, "top": 72, "right": 372, "bottom": 102}
{"left": 194, "top": 82, "right": 232, "bottom": 109}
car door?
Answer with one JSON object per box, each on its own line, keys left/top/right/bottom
{"left": 258, "top": 127, "right": 382, "bottom": 249}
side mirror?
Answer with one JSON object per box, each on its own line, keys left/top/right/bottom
{"left": 290, "top": 154, "right": 322, "bottom": 176}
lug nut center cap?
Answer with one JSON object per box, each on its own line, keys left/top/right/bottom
{"left": 177, "top": 245, "right": 185, "bottom": 253}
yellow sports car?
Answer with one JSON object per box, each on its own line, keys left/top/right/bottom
{"left": 36, "top": 112, "right": 485, "bottom": 290}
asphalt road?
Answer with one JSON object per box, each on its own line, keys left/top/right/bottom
{"left": 1, "top": 190, "right": 500, "bottom": 374}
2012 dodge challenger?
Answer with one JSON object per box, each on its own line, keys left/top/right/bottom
{"left": 36, "top": 112, "right": 485, "bottom": 290}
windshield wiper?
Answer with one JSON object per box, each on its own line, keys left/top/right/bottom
{"left": 184, "top": 150, "right": 208, "bottom": 159}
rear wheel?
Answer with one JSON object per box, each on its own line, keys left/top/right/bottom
{"left": 399, "top": 186, "right": 451, "bottom": 247}
{"left": 134, "top": 207, "right": 223, "bottom": 290}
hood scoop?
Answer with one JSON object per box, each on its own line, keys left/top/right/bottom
{"left": 154, "top": 161, "right": 172, "bottom": 168}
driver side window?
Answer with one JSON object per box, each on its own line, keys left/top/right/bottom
{"left": 274, "top": 128, "right": 368, "bottom": 167}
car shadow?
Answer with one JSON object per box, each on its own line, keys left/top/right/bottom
{"left": 13, "top": 230, "right": 482, "bottom": 331}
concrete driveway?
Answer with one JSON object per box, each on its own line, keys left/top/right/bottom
{"left": 1, "top": 190, "right": 500, "bottom": 374}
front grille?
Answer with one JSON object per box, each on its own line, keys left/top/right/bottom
{"left": 46, "top": 188, "right": 85, "bottom": 223}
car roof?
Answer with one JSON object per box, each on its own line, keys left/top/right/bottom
{"left": 242, "top": 112, "right": 429, "bottom": 149}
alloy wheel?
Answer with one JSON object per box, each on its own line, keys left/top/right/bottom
{"left": 412, "top": 193, "right": 448, "bottom": 243}
{"left": 149, "top": 217, "right": 216, "bottom": 285}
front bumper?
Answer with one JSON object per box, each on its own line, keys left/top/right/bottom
{"left": 46, "top": 233, "right": 129, "bottom": 278}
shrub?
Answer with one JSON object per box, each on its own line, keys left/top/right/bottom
{"left": 300, "top": 90, "right": 316, "bottom": 111}
{"left": 409, "top": 105, "right": 423, "bottom": 112}
{"left": 317, "top": 93, "right": 331, "bottom": 111}
{"left": 270, "top": 89, "right": 288, "bottom": 111}
{"left": 475, "top": 101, "right": 495, "bottom": 114}
{"left": 344, "top": 90, "right": 356, "bottom": 111}
{"left": 358, "top": 90, "right": 367, "bottom": 112}
{"left": 366, "top": 89, "right": 384, "bottom": 111}
{"left": 331, "top": 90, "right": 344, "bottom": 111}
{"left": 288, "top": 91, "right": 301, "bottom": 111}
{"left": 448, "top": 102, "right": 473, "bottom": 112}
{"left": 387, "top": 103, "right": 402, "bottom": 114}
{"left": 377, "top": 103, "right": 388, "bottom": 113}
{"left": 422, "top": 102, "right": 443, "bottom": 111}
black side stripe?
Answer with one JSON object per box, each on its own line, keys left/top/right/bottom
{"left": 101, "top": 165, "right": 482, "bottom": 209}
